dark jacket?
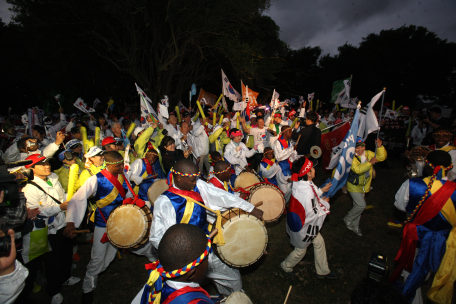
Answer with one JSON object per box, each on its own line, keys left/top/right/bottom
{"left": 292, "top": 124, "right": 321, "bottom": 156}
{"left": 161, "top": 149, "right": 186, "bottom": 174}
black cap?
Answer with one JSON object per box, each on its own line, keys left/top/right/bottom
{"left": 182, "top": 111, "right": 190, "bottom": 118}
{"left": 71, "top": 126, "right": 80, "bottom": 134}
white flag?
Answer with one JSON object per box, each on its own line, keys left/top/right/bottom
{"left": 135, "top": 83, "right": 158, "bottom": 127}
{"left": 384, "top": 109, "right": 398, "bottom": 120}
{"left": 221, "top": 69, "right": 241, "bottom": 102}
{"left": 335, "top": 80, "right": 351, "bottom": 104}
{"left": 93, "top": 98, "right": 101, "bottom": 109}
{"left": 357, "top": 91, "right": 384, "bottom": 140}
{"left": 308, "top": 92, "right": 315, "bottom": 101}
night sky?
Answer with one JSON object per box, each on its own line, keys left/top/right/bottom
{"left": 2, "top": 0, "right": 455, "bottom": 55}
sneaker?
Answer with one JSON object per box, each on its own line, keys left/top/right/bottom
{"left": 353, "top": 228, "right": 363, "bottom": 236}
{"left": 343, "top": 217, "right": 354, "bottom": 231}
{"left": 51, "top": 293, "right": 64, "bottom": 304}
{"left": 280, "top": 264, "right": 300, "bottom": 280}
{"left": 81, "top": 291, "right": 93, "bottom": 304}
{"left": 63, "top": 276, "right": 81, "bottom": 286}
{"left": 316, "top": 272, "right": 339, "bottom": 280}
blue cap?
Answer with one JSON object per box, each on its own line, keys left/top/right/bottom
{"left": 58, "top": 150, "right": 72, "bottom": 161}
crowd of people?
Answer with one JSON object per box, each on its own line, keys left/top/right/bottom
{"left": 0, "top": 96, "right": 454, "bottom": 304}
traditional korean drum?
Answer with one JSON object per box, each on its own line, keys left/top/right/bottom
{"left": 245, "top": 183, "right": 285, "bottom": 222}
{"left": 147, "top": 179, "right": 169, "bottom": 206}
{"left": 220, "top": 291, "right": 253, "bottom": 304}
{"left": 234, "top": 170, "right": 263, "bottom": 190}
{"left": 215, "top": 208, "right": 268, "bottom": 267}
{"left": 106, "top": 204, "right": 152, "bottom": 249}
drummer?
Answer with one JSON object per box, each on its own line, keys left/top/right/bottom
{"left": 208, "top": 151, "right": 236, "bottom": 186}
{"left": 208, "top": 161, "right": 235, "bottom": 194}
{"left": 132, "top": 224, "right": 215, "bottom": 304}
{"left": 63, "top": 151, "right": 153, "bottom": 304}
{"left": 273, "top": 126, "right": 299, "bottom": 202}
{"left": 259, "top": 147, "right": 280, "bottom": 186}
{"left": 150, "top": 159, "right": 264, "bottom": 296}
{"left": 281, "top": 157, "right": 339, "bottom": 280}
{"left": 128, "top": 147, "right": 165, "bottom": 208}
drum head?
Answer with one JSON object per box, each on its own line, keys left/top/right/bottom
{"left": 147, "top": 179, "right": 169, "bottom": 205}
{"left": 248, "top": 184, "right": 285, "bottom": 222}
{"left": 234, "top": 172, "right": 261, "bottom": 190}
{"left": 310, "top": 146, "right": 322, "bottom": 158}
{"left": 106, "top": 205, "right": 152, "bottom": 249}
{"left": 222, "top": 291, "right": 253, "bottom": 304}
{"left": 217, "top": 210, "right": 267, "bottom": 267}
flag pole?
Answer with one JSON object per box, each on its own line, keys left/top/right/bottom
{"left": 320, "top": 119, "right": 349, "bottom": 131}
{"left": 189, "top": 90, "right": 191, "bottom": 110}
{"left": 374, "top": 87, "right": 386, "bottom": 157}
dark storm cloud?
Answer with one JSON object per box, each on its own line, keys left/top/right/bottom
{"left": 265, "top": 0, "right": 456, "bottom": 54}
{"left": 0, "top": 1, "right": 12, "bottom": 23}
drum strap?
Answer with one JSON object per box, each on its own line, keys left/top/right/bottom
{"left": 168, "top": 187, "right": 225, "bottom": 246}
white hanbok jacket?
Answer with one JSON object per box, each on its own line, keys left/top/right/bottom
{"left": 149, "top": 179, "right": 254, "bottom": 248}
{"left": 224, "top": 141, "right": 256, "bottom": 175}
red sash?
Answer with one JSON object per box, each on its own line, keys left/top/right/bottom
{"left": 143, "top": 158, "right": 154, "bottom": 175}
{"left": 167, "top": 186, "right": 205, "bottom": 204}
{"left": 390, "top": 180, "right": 456, "bottom": 282}
{"left": 208, "top": 177, "right": 225, "bottom": 191}
{"left": 277, "top": 135, "right": 289, "bottom": 149}
{"left": 261, "top": 157, "right": 275, "bottom": 167}
{"left": 162, "top": 286, "right": 211, "bottom": 304}
{"left": 100, "top": 169, "right": 126, "bottom": 199}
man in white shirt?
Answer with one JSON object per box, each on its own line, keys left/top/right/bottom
{"left": 22, "top": 154, "right": 79, "bottom": 304}
{"left": 239, "top": 116, "right": 269, "bottom": 171}
{"left": 2, "top": 132, "right": 64, "bottom": 163}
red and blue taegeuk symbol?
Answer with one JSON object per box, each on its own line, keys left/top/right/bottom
{"left": 287, "top": 196, "right": 306, "bottom": 232}
{"left": 228, "top": 84, "right": 236, "bottom": 95}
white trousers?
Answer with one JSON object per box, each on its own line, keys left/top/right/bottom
{"left": 280, "top": 233, "right": 330, "bottom": 275}
{"left": 82, "top": 227, "right": 118, "bottom": 293}
{"left": 206, "top": 252, "right": 242, "bottom": 295}
{"left": 277, "top": 180, "right": 292, "bottom": 202}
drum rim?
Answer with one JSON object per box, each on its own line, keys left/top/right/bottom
{"left": 215, "top": 208, "right": 268, "bottom": 267}
{"left": 234, "top": 170, "right": 264, "bottom": 189}
{"left": 147, "top": 179, "right": 169, "bottom": 206}
{"left": 246, "top": 183, "right": 285, "bottom": 222}
{"left": 106, "top": 204, "right": 153, "bottom": 249}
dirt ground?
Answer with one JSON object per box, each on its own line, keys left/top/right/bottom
{"left": 27, "top": 157, "right": 422, "bottom": 304}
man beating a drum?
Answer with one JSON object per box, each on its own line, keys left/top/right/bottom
{"left": 149, "top": 159, "right": 264, "bottom": 295}
{"left": 208, "top": 161, "right": 236, "bottom": 194}
{"left": 281, "top": 157, "right": 339, "bottom": 280}
{"left": 64, "top": 151, "right": 156, "bottom": 304}
{"left": 132, "top": 224, "right": 214, "bottom": 304}
{"left": 273, "top": 125, "right": 299, "bottom": 202}
{"left": 128, "top": 147, "right": 165, "bottom": 207}
{"left": 259, "top": 147, "right": 280, "bottom": 186}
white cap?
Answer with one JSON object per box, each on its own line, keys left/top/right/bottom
{"left": 250, "top": 113, "right": 256, "bottom": 118}
{"left": 133, "top": 126, "right": 145, "bottom": 137}
{"left": 85, "top": 146, "right": 105, "bottom": 158}
{"left": 222, "top": 118, "right": 229, "bottom": 123}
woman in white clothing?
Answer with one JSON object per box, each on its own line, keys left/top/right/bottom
{"left": 224, "top": 128, "right": 258, "bottom": 176}
{"left": 410, "top": 118, "right": 427, "bottom": 146}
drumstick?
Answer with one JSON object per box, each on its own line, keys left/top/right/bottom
{"left": 283, "top": 285, "right": 292, "bottom": 304}
{"left": 73, "top": 229, "right": 90, "bottom": 234}
{"left": 209, "top": 228, "right": 218, "bottom": 239}
{"left": 295, "top": 134, "right": 301, "bottom": 146}
{"left": 254, "top": 201, "right": 263, "bottom": 207}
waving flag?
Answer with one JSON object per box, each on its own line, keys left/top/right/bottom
{"left": 93, "top": 98, "right": 101, "bottom": 109}
{"left": 331, "top": 78, "right": 351, "bottom": 104}
{"left": 135, "top": 83, "right": 158, "bottom": 127}
{"left": 242, "top": 83, "right": 259, "bottom": 107}
{"left": 197, "top": 88, "right": 218, "bottom": 107}
{"left": 54, "top": 94, "right": 62, "bottom": 107}
{"left": 320, "top": 122, "right": 351, "bottom": 172}
{"left": 357, "top": 90, "right": 384, "bottom": 140}
{"left": 323, "top": 104, "right": 361, "bottom": 197}
{"left": 221, "top": 69, "right": 241, "bottom": 102}
{"left": 308, "top": 92, "right": 315, "bottom": 102}
{"left": 73, "top": 98, "right": 95, "bottom": 115}
{"left": 124, "top": 144, "right": 131, "bottom": 174}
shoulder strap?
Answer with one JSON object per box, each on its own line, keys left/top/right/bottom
{"left": 28, "top": 181, "right": 61, "bottom": 205}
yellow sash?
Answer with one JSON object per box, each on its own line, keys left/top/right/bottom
{"left": 440, "top": 146, "right": 456, "bottom": 153}
{"left": 427, "top": 181, "right": 456, "bottom": 304}
{"left": 178, "top": 193, "right": 225, "bottom": 246}
{"left": 133, "top": 170, "right": 148, "bottom": 194}
{"left": 90, "top": 174, "right": 124, "bottom": 222}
